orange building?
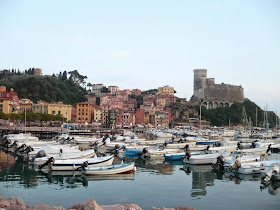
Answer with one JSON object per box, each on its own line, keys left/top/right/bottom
{"left": 19, "top": 99, "right": 33, "bottom": 113}
{"left": 76, "top": 102, "right": 94, "bottom": 124}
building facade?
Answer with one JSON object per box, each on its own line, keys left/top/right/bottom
{"left": 76, "top": 102, "right": 94, "bottom": 124}
{"left": 190, "top": 69, "right": 244, "bottom": 109}
{"left": 47, "top": 102, "right": 72, "bottom": 120}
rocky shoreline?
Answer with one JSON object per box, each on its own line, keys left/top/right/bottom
{"left": 0, "top": 197, "right": 195, "bottom": 210}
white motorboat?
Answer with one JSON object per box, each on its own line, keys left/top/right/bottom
{"left": 262, "top": 163, "right": 280, "bottom": 181}
{"left": 28, "top": 145, "right": 81, "bottom": 161}
{"left": 74, "top": 137, "right": 103, "bottom": 145}
{"left": 188, "top": 145, "right": 209, "bottom": 151}
{"left": 33, "top": 149, "right": 96, "bottom": 166}
{"left": 234, "top": 147, "right": 267, "bottom": 156}
{"left": 229, "top": 160, "right": 280, "bottom": 174}
{"left": 206, "top": 145, "right": 237, "bottom": 154}
{"left": 165, "top": 142, "right": 196, "bottom": 149}
{"left": 82, "top": 162, "right": 136, "bottom": 175}
{"left": 49, "top": 155, "right": 114, "bottom": 171}
{"left": 147, "top": 148, "right": 180, "bottom": 158}
{"left": 184, "top": 152, "right": 231, "bottom": 165}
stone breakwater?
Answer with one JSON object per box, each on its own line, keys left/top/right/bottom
{"left": 0, "top": 197, "right": 195, "bottom": 210}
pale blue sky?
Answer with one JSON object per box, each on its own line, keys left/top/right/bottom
{"left": 0, "top": 0, "right": 279, "bottom": 113}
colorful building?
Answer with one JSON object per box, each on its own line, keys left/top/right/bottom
{"left": 19, "top": 99, "right": 33, "bottom": 113}
{"left": 157, "top": 85, "right": 174, "bottom": 96}
{"left": 76, "top": 102, "right": 94, "bottom": 124}
{"left": 47, "top": 102, "right": 72, "bottom": 120}
{"left": 108, "top": 86, "right": 120, "bottom": 95}
{"left": 32, "top": 101, "right": 48, "bottom": 114}
{"left": 131, "top": 89, "right": 141, "bottom": 96}
{"left": 136, "top": 109, "right": 145, "bottom": 125}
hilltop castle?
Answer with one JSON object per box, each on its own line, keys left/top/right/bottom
{"left": 190, "top": 69, "right": 244, "bottom": 109}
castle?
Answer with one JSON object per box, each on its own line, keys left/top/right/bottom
{"left": 190, "top": 69, "right": 244, "bottom": 109}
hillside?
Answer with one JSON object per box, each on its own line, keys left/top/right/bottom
{"left": 0, "top": 73, "right": 87, "bottom": 106}
{"left": 171, "top": 99, "right": 278, "bottom": 128}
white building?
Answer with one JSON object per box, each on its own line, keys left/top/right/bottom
{"left": 90, "top": 84, "right": 105, "bottom": 96}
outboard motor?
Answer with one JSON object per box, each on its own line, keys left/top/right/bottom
{"left": 229, "top": 160, "right": 241, "bottom": 172}
{"left": 22, "top": 146, "right": 34, "bottom": 154}
{"left": 237, "top": 142, "right": 241, "bottom": 150}
{"left": 138, "top": 148, "right": 148, "bottom": 157}
{"left": 212, "top": 155, "right": 225, "bottom": 170}
{"left": 185, "top": 151, "right": 191, "bottom": 161}
{"left": 3, "top": 139, "right": 12, "bottom": 147}
{"left": 8, "top": 140, "right": 18, "bottom": 149}
{"left": 15, "top": 143, "right": 26, "bottom": 153}
{"left": 263, "top": 163, "right": 280, "bottom": 182}
{"left": 266, "top": 144, "right": 272, "bottom": 154}
{"left": 206, "top": 145, "right": 210, "bottom": 151}
{"left": 251, "top": 140, "right": 257, "bottom": 148}
{"left": 35, "top": 150, "right": 47, "bottom": 158}
{"left": 76, "top": 161, "right": 89, "bottom": 170}
{"left": 39, "top": 157, "right": 54, "bottom": 169}
{"left": 184, "top": 144, "right": 190, "bottom": 152}
{"left": 178, "top": 139, "right": 184, "bottom": 143}
{"left": 110, "top": 144, "right": 120, "bottom": 154}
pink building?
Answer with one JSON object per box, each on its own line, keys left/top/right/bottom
{"left": 143, "top": 94, "right": 154, "bottom": 105}
{"left": 131, "top": 89, "right": 141, "bottom": 96}
{"left": 136, "top": 108, "right": 145, "bottom": 125}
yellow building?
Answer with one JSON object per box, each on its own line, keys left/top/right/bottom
{"left": 93, "top": 108, "right": 102, "bottom": 122}
{"left": 156, "top": 97, "right": 166, "bottom": 107}
{"left": 32, "top": 101, "right": 48, "bottom": 114}
{"left": 47, "top": 102, "right": 72, "bottom": 120}
{"left": 76, "top": 102, "right": 94, "bottom": 124}
{"left": 157, "top": 85, "right": 174, "bottom": 96}
{"left": 19, "top": 99, "right": 33, "bottom": 113}
{"left": 0, "top": 98, "right": 11, "bottom": 113}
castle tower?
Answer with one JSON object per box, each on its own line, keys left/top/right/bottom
{"left": 193, "top": 69, "right": 207, "bottom": 102}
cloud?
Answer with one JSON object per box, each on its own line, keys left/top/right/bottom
{"left": 115, "top": 50, "right": 131, "bottom": 57}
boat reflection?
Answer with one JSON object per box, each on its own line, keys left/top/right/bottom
{"left": 182, "top": 164, "right": 215, "bottom": 197}
{"left": 0, "top": 151, "right": 17, "bottom": 172}
{"left": 0, "top": 152, "right": 39, "bottom": 188}
{"left": 260, "top": 181, "right": 280, "bottom": 195}
{"left": 164, "top": 160, "right": 183, "bottom": 166}
{"left": 80, "top": 173, "right": 135, "bottom": 186}
{"left": 131, "top": 157, "right": 175, "bottom": 175}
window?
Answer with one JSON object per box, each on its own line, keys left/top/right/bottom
{"left": 52, "top": 111, "right": 55, "bottom": 114}
{"left": 58, "top": 111, "right": 61, "bottom": 115}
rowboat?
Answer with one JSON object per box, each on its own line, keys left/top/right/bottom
{"left": 206, "top": 145, "right": 237, "bottom": 154}
{"left": 184, "top": 152, "right": 231, "bottom": 165}
{"left": 229, "top": 160, "right": 280, "bottom": 174}
{"left": 82, "top": 162, "right": 136, "bottom": 175}
{"left": 47, "top": 155, "right": 114, "bottom": 171}
{"left": 164, "top": 152, "right": 202, "bottom": 161}
{"left": 33, "top": 149, "right": 96, "bottom": 166}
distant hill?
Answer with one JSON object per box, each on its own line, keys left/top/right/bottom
{"left": 0, "top": 70, "right": 87, "bottom": 106}
{"left": 170, "top": 99, "right": 278, "bottom": 128}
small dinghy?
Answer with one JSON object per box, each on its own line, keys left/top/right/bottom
{"left": 229, "top": 160, "right": 280, "bottom": 174}
{"left": 262, "top": 163, "right": 280, "bottom": 181}
{"left": 82, "top": 162, "right": 136, "bottom": 175}
{"left": 33, "top": 149, "right": 96, "bottom": 166}
{"left": 38, "top": 155, "right": 114, "bottom": 171}
{"left": 184, "top": 152, "right": 231, "bottom": 165}
{"left": 164, "top": 152, "right": 202, "bottom": 161}
{"left": 206, "top": 145, "right": 237, "bottom": 154}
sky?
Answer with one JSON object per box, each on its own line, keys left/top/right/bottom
{"left": 0, "top": 0, "right": 279, "bottom": 114}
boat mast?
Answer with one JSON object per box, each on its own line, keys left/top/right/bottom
{"left": 255, "top": 107, "right": 257, "bottom": 128}
{"left": 199, "top": 103, "right": 202, "bottom": 130}
{"left": 24, "top": 108, "right": 26, "bottom": 134}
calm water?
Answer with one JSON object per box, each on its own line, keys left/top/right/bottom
{"left": 0, "top": 150, "right": 279, "bottom": 210}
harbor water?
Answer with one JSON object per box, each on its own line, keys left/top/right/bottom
{"left": 0, "top": 150, "right": 279, "bottom": 210}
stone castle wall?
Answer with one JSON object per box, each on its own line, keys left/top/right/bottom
{"left": 191, "top": 69, "right": 244, "bottom": 108}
